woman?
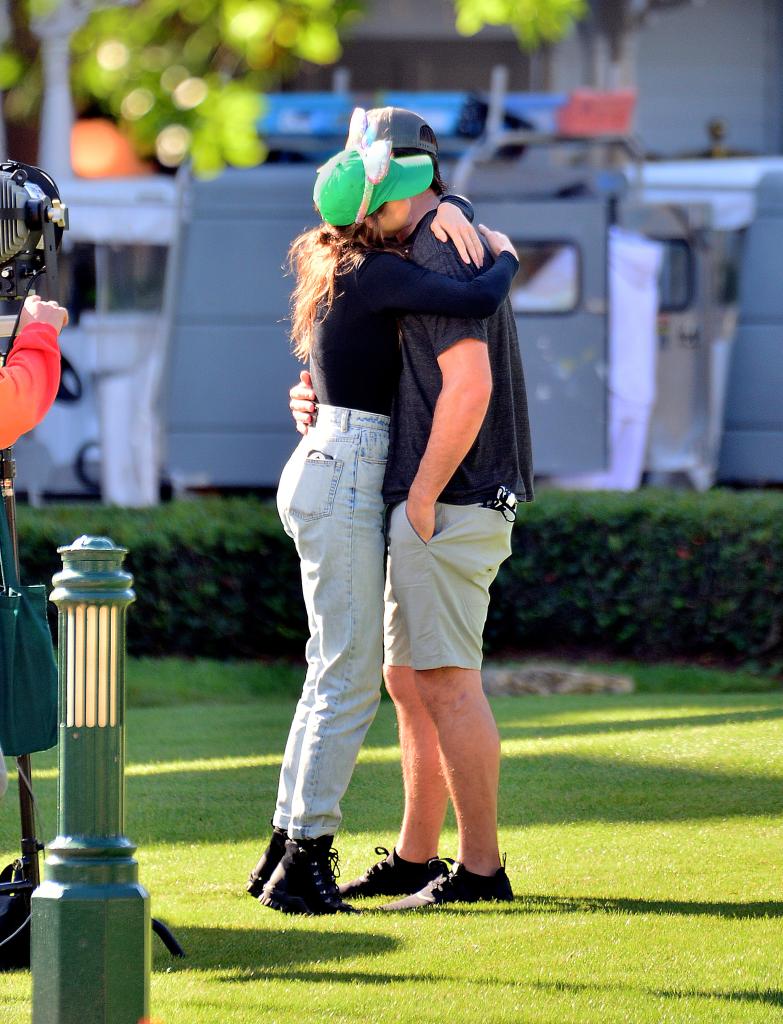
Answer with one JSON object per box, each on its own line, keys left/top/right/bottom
{"left": 247, "top": 136, "right": 519, "bottom": 916}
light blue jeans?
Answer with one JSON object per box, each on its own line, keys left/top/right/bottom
{"left": 273, "top": 405, "right": 389, "bottom": 840}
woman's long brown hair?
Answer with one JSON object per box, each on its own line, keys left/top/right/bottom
{"left": 288, "top": 214, "right": 404, "bottom": 361}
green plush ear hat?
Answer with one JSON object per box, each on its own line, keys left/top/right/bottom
{"left": 313, "top": 146, "right": 433, "bottom": 227}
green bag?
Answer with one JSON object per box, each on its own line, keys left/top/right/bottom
{"left": 0, "top": 501, "right": 57, "bottom": 757}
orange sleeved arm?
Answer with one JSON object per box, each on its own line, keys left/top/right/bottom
{"left": 0, "top": 322, "right": 61, "bottom": 448}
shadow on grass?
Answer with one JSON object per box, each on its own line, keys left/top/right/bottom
{"left": 129, "top": 754, "right": 783, "bottom": 843}
{"left": 499, "top": 706, "right": 783, "bottom": 741}
{"left": 156, "top": 925, "right": 398, "bottom": 981}
{"left": 235, "top": 974, "right": 783, "bottom": 1006}
{"left": 532, "top": 979, "right": 783, "bottom": 1009}
{"left": 526, "top": 893, "right": 783, "bottom": 919}
{"left": 6, "top": 702, "right": 783, "bottom": 855}
{"left": 403, "top": 893, "right": 783, "bottom": 920}
{"left": 153, "top": 931, "right": 783, "bottom": 1009}
{"left": 9, "top": 755, "right": 783, "bottom": 849}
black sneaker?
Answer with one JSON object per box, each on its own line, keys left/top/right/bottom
{"left": 259, "top": 836, "right": 357, "bottom": 915}
{"left": 246, "top": 826, "right": 288, "bottom": 898}
{"left": 339, "top": 846, "right": 451, "bottom": 899}
{"left": 382, "top": 861, "right": 514, "bottom": 910}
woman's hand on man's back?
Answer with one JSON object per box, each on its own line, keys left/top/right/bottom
{"left": 477, "top": 225, "right": 517, "bottom": 262}
{"left": 290, "top": 370, "right": 316, "bottom": 435}
{"left": 430, "top": 202, "right": 484, "bottom": 266}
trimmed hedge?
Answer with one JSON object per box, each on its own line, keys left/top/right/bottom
{"left": 16, "top": 499, "right": 305, "bottom": 659}
{"left": 487, "top": 488, "right": 783, "bottom": 662}
{"left": 14, "top": 491, "right": 783, "bottom": 662}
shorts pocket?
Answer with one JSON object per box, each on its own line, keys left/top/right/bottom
{"left": 403, "top": 502, "right": 434, "bottom": 546}
{"left": 279, "top": 454, "right": 344, "bottom": 522}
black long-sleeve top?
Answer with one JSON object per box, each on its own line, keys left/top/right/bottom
{"left": 309, "top": 247, "right": 518, "bottom": 416}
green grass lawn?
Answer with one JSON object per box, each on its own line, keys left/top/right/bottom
{"left": 2, "top": 659, "right": 783, "bottom": 1023}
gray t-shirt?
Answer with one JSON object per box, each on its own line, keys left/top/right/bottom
{"left": 382, "top": 209, "right": 534, "bottom": 506}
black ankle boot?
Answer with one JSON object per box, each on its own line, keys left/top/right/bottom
{"left": 246, "top": 826, "right": 288, "bottom": 898}
{"left": 259, "top": 836, "right": 357, "bottom": 915}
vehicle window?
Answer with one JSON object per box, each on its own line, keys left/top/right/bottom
{"left": 657, "top": 239, "right": 693, "bottom": 313}
{"left": 510, "top": 242, "right": 580, "bottom": 315}
{"left": 59, "top": 243, "right": 168, "bottom": 323}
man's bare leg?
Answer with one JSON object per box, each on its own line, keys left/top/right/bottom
{"left": 414, "top": 666, "right": 501, "bottom": 876}
{"left": 384, "top": 664, "right": 449, "bottom": 862}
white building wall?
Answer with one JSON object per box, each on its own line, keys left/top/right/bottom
{"left": 551, "top": 0, "right": 781, "bottom": 158}
{"left": 636, "top": 0, "right": 777, "bottom": 157}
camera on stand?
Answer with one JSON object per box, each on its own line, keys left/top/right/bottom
{"left": 0, "top": 162, "right": 68, "bottom": 970}
{"left": 0, "top": 161, "right": 68, "bottom": 309}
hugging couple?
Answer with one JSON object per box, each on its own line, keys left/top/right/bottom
{"left": 246, "top": 105, "right": 534, "bottom": 914}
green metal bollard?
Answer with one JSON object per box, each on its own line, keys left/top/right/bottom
{"left": 31, "top": 536, "right": 150, "bottom": 1024}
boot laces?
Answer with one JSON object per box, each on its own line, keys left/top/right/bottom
{"left": 311, "top": 846, "right": 341, "bottom": 897}
{"left": 363, "top": 846, "right": 391, "bottom": 879}
{"left": 428, "top": 858, "right": 455, "bottom": 896}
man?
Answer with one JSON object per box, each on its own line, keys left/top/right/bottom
{"left": 278, "top": 106, "right": 533, "bottom": 908}
{"left": 0, "top": 294, "right": 68, "bottom": 800}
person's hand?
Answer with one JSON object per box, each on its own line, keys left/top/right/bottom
{"left": 477, "top": 224, "right": 517, "bottom": 261}
{"left": 290, "top": 369, "right": 317, "bottom": 435}
{"left": 405, "top": 495, "right": 435, "bottom": 544}
{"left": 19, "top": 296, "right": 69, "bottom": 334}
{"left": 431, "top": 203, "right": 484, "bottom": 266}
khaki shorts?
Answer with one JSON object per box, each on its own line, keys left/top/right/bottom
{"left": 383, "top": 501, "right": 513, "bottom": 671}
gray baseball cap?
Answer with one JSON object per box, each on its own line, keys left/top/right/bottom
{"left": 363, "top": 107, "right": 439, "bottom": 156}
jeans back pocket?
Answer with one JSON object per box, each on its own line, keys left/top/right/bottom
{"left": 359, "top": 428, "right": 389, "bottom": 465}
{"left": 278, "top": 453, "right": 344, "bottom": 522}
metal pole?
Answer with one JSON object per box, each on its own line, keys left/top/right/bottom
{"left": 486, "top": 64, "right": 509, "bottom": 140}
{"left": 31, "top": 536, "right": 150, "bottom": 1024}
{"left": 332, "top": 66, "right": 350, "bottom": 94}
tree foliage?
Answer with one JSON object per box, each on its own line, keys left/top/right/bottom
{"left": 5, "top": 0, "right": 364, "bottom": 174}
{"left": 454, "top": 0, "right": 587, "bottom": 49}
{"left": 2, "top": 0, "right": 587, "bottom": 175}
{"left": 72, "top": 0, "right": 366, "bottom": 174}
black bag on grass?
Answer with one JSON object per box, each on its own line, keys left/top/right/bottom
{"left": 0, "top": 862, "right": 30, "bottom": 970}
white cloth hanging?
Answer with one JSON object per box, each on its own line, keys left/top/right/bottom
{"left": 552, "top": 227, "right": 663, "bottom": 491}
